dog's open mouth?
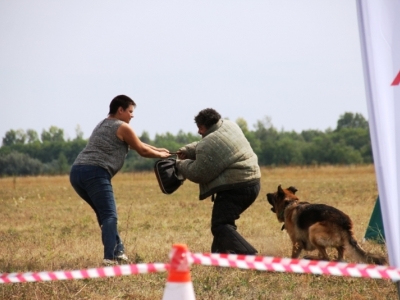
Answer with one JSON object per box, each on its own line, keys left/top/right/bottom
{"left": 266, "top": 193, "right": 276, "bottom": 212}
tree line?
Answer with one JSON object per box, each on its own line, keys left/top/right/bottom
{"left": 0, "top": 112, "right": 371, "bottom": 176}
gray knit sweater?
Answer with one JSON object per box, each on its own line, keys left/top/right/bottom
{"left": 176, "top": 119, "right": 261, "bottom": 200}
{"left": 73, "top": 119, "right": 129, "bottom": 177}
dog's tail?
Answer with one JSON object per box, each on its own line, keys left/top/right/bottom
{"left": 346, "top": 236, "right": 387, "bottom": 265}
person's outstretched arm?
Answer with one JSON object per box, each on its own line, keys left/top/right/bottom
{"left": 117, "top": 123, "right": 171, "bottom": 158}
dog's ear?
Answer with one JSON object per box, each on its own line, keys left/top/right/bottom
{"left": 277, "top": 184, "right": 285, "bottom": 199}
{"left": 287, "top": 186, "right": 298, "bottom": 194}
{"left": 275, "top": 185, "right": 285, "bottom": 202}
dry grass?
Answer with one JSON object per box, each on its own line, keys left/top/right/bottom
{"left": 0, "top": 165, "right": 396, "bottom": 299}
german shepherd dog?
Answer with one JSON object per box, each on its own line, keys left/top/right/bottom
{"left": 266, "top": 185, "right": 387, "bottom": 264}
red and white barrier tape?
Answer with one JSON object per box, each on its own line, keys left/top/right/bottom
{"left": 189, "top": 253, "right": 400, "bottom": 280}
{"left": 1, "top": 253, "right": 398, "bottom": 284}
{"left": 0, "top": 263, "right": 168, "bottom": 284}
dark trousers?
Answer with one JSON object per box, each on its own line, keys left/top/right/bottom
{"left": 210, "top": 182, "right": 260, "bottom": 254}
{"left": 69, "top": 165, "right": 124, "bottom": 260}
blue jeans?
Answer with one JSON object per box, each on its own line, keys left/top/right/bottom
{"left": 69, "top": 165, "right": 124, "bottom": 259}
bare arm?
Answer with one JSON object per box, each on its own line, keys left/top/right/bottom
{"left": 117, "top": 123, "right": 170, "bottom": 158}
{"left": 143, "top": 143, "right": 169, "bottom": 153}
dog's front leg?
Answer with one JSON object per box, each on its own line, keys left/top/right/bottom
{"left": 291, "top": 241, "right": 303, "bottom": 258}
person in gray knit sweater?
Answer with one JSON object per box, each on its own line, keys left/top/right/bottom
{"left": 70, "top": 95, "right": 171, "bottom": 266}
{"left": 176, "top": 108, "right": 261, "bottom": 254}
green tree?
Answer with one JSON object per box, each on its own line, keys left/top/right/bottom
{"left": 329, "top": 143, "right": 363, "bottom": 164}
{"left": 302, "top": 134, "right": 334, "bottom": 165}
{"left": 236, "top": 117, "right": 249, "bottom": 133}
{"left": 236, "top": 118, "right": 261, "bottom": 155}
{"left": 58, "top": 152, "right": 69, "bottom": 174}
{"left": 333, "top": 113, "right": 371, "bottom": 163}
{"left": 74, "top": 125, "right": 84, "bottom": 140}
{"left": 153, "top": 131, "right": 199, "bottom": 152}
{"left": 140, "top": 131, "right": 151, "bottom": 144}
{"left": 0, "top": 151, "right": 42, "bottom": 176}
{"left": 273, "top": 136, "right": 304, "bottom": 165}
{"left": 175, "top": 130, "right": 199, "bottom": 145}
{"left": 336, "top": 112, "right": 368, "bottom": 130}
{"left": 0, "top": 112, "right": 373, "bottom": 174}
{"left": 41, "top": 126, "right": 65, "bottom": 143}
{"left": 301, "top": 129, "right": 324, "bottom": 143}
{"left": 252, "top": 117, "right": 279, "bottom": 165}
{"left": 26, "top": 129, "right": 40, "bottom": 143}
{"left": 2, "top": 130, "right": 17, "bottom": 146}
{"left": 302, "top": 134, "right": 364, "bottom": 165}
{"left": 336, "top": 128, "right": 369, "bottom": 150}
{"left": 122, "top": 151, "right": 155, "bottom": 171}
{"left": 2, "top": 129, "right": 27, "bottom": 146}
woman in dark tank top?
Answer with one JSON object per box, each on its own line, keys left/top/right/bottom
{"left": 70, "top": 95, "right": 171, "bottom": 266}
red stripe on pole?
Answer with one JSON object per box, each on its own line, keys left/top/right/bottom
{"left": 392, "top": 71, "right": 400, "bottom": 86}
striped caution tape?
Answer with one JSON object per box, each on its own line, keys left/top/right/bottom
{"left": 0, "top": 263, "right": 168, "bottom": 284}
{"left": 189, "top": 253, "right": 400, "bottom": 280}
{"left": 1, "top": 252, "right": 399, "bottom": 284}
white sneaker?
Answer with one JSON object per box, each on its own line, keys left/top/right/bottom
{"left": 116, "top": 253, "right": 129, "bottom": 264}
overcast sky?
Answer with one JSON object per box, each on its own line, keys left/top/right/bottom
{"left": 0, "top": 0, "right": 368, "bottom": 141}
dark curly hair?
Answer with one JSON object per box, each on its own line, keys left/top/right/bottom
{"left": 194, "top": 108, "right": 221, "bottom": 129}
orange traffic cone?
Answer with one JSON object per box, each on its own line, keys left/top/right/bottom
{"left": 162, "top": 244, "right": 196, "bottom": 300}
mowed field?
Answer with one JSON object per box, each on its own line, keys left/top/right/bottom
{"left": 0, "top": 165, "right": 396, "bottom": 299}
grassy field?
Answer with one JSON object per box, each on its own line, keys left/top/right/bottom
{"left": 0, "top": 165, "right": 396, "bottom": 299}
